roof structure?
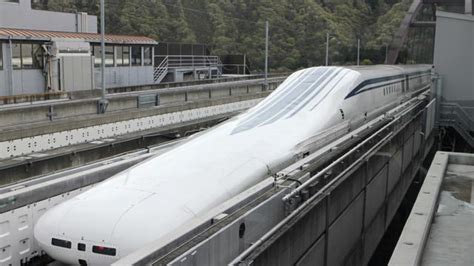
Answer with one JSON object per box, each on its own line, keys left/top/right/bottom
{"left": 0, "top": 28, "right": 157, "bottom": 45}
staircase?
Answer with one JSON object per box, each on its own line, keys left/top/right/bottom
{"left": 439, "top": 102, "right": 474, "bottom": 148}
{"left": 153, "top": 55, "right": 223, "bottom": 84}
{"left": 153, "top": 56, "right": 169, "bottom": 84}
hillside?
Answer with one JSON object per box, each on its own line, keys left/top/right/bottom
{"left": 32, "top": 0, "right": 412, "bottom": 70}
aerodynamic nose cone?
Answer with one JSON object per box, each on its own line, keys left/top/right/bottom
{"left": 34, "top": 199, "right": 80, "bottom": 264}
{"left": 34, "top": 185, "right": 153, "bottom": 265}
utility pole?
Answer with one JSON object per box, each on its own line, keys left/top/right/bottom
{"left": 98, "top": 0, "right": 108, "bottom": 113}
{"left": 385, "top": 45, "right": 389, "bottom": 64}
{"left": 357, "top": 38, "right": 360, "bottom": 66}
{"left": 325, "top": 32, "right": 329, "bottom": 66}
{"left": 264, "top": 21, "right": 269, "bottom": 89}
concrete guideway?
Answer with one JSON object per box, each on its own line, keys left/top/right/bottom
{"left": 0, "top": 88, "right": 435, "bottom": 265}
{"left": 0, "top": 77, "right": 284, "bottom": 168}
{"left": 0, "top": 139, "right": 182, "bottom": 266}
{"left": 389, "top": 152, "right": 474, "bottom": 266}
{"left": 0, "top": 110, "right": 236, "bottom": 185}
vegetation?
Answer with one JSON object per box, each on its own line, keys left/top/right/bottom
{"left": 32, "top": 0, "right": 412, "bottom": 71}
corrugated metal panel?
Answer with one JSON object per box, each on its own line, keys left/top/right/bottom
{"left": 0, "top": 27, "right": 157, "bottom": 45}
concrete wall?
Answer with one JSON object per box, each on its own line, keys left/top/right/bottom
{"left": 434, "top": 11, "right": 474, "bottom": 106}
{"left": 250, "top": 112, "right": 427, "bottom": 266}
{"left": 0, "top": 0, "right": 97, "bottom": 33}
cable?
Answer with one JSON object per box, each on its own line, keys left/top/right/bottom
{"left": 286, "top": 178, "right": 302, "bottom": 186}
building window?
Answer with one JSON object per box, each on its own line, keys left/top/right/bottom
{"left": 116, "top": 46, "right": 123, "bottom": 66}
{"left": 117, "top": 46, "right": 130, "bottom": 66}
{"left": 105, "top": 45, "right": 114, "bottom": 67}
{"left": 21, "top": 44, "right": 33, "bottom": 69}
{"left": 93, "top": 45, "right": 101, "bottom": 67}
{"left": 93, "top": 45, "right": 116, "bottom": 67}
{"left": 144, "top": 46, "right": 152, "bottom": 66}
{"left": 33, "top": 44, "right": 43, "bottom": 69}
{"left": 11, "top": 43, "right": 43, "bottom": 69}
{"left": 12, "top": 43, "right": 21, "bottom": 69}
{"left": 123, "top": 46, "right": 130, "bottom": 66}
{"left": 131, "top": 46, "right": 141, "bottom": 66}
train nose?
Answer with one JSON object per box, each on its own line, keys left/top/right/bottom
{"left": 34, "top": 186, "right": 153, "bottom": 265}
{"left": 34, "top": 199, "right": 81, "bottom": 264}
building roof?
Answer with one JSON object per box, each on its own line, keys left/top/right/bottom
{"left": 0, "top": 28, "right": 157, "bottom": 45}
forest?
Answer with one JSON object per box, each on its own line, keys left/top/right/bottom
{"left": 32, "top": 0, "right": 412, "bottom": 70}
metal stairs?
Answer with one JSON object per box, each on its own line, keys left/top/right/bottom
{"left": 439, "top": 102, "right": 474, "bottom": 148}
{"left": 153, "top": 56, "right": 169, "bottom": 84}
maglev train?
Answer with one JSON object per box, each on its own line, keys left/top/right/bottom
{"left": 34, "top": 64, "right": 432, "bottom": 265}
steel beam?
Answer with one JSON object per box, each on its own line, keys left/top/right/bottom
{"left": 387, "top": 0, "right": 424, "bottom": 64}
{"left": 422, "top": 0, "right": 465, "bottom": 5}
{"left": 411, "top": 21, "right": 437, "bottom": 27}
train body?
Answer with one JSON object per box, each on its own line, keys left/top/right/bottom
{"left": 34, "top": 65, "right": 432, "bottom": 265}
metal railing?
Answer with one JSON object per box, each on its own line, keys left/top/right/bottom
{"left": 439, "top": 102, "right": 474, "bottom": 147}
{"left": 153, "top": 56, "right": 169, "bottom": 84}
{"left": 154, "top": 55, "right": 223, "bottom": 84}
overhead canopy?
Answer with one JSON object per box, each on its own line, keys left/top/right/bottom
{"left": 0, "top": 27, "right": 157, "bottom": 45}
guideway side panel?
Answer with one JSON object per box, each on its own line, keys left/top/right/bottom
{"left": 253, "top": 199, "right": 326, "bottom": 266}
{"left": 249, "top": 107, "right": 429, "bottom": 266}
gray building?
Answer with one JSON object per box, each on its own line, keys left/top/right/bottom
{"left": 434, "top": 11, "right": 474, "bottom": 108}
{"left": 0, "top": 27, "right": 157, "bottom": 96}
{"left": 0, "top": 0, "right": 222, "bottom": 97}
{"left": 0, "top": 0, "right": 159, "bottom": 96}
{"left": 0, "top": 0, "right": 97, "bottom": 33}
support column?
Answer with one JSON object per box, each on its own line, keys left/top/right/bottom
{"left": 5, "top": 41, "right": 14, "bottom": 96}
{"left": 466, "top": 0, "right": 472, "bottom": 15}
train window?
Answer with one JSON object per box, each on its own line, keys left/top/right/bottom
{"left": 78, "top": 259, "right": 87, "bottom": 266}
{"left": 92, "top": 245, "right": 116, "bottom": 256}
{"left": 51, "top": 238, "right": 71, "bottom": 249}
{"left": 78, "top": 243, "right": 86, "bottom": 251}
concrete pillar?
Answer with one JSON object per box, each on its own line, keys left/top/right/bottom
{"left": 466, "top": 0, "right": 473, "bottom": 15}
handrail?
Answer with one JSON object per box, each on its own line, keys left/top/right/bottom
{"left": 439, "top": 102, "right": 474, "bottom": 147}
{"left": 282, "top": 101, "right": 422, "bottom": 202}
{"left": 157, "top": 55, "right": 221, "bottom": 69}
{"left": 153, "top": 56, "right": 169, "bottom": 83}
{"left": 440, "top": 102, "right": 474, "bottom": 131}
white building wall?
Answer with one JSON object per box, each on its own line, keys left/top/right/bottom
{"left": 12, "top": 69, "right": 45, "bottom": 95}
{"left": 434, "top": 11, "right": 474, "bottom": 106}
{"left": 94, "top": 66, "right": 154, "bottom": 89}
{"left": 0, "top": 0, "right": 97, "bottom": 33}
{"left": 0, "top": 42, "right": 45, "bottom": 96}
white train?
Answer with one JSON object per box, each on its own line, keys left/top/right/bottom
{"left": 34, "top": 65, "right": 432, "bottom": 265}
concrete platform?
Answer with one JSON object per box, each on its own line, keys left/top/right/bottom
{"left": 389, "top": 152, "right": 474, "bottom": 266}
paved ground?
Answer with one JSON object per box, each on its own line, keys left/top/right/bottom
{"left": 422, "top": 164, "right": 474, "bottom": 266}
